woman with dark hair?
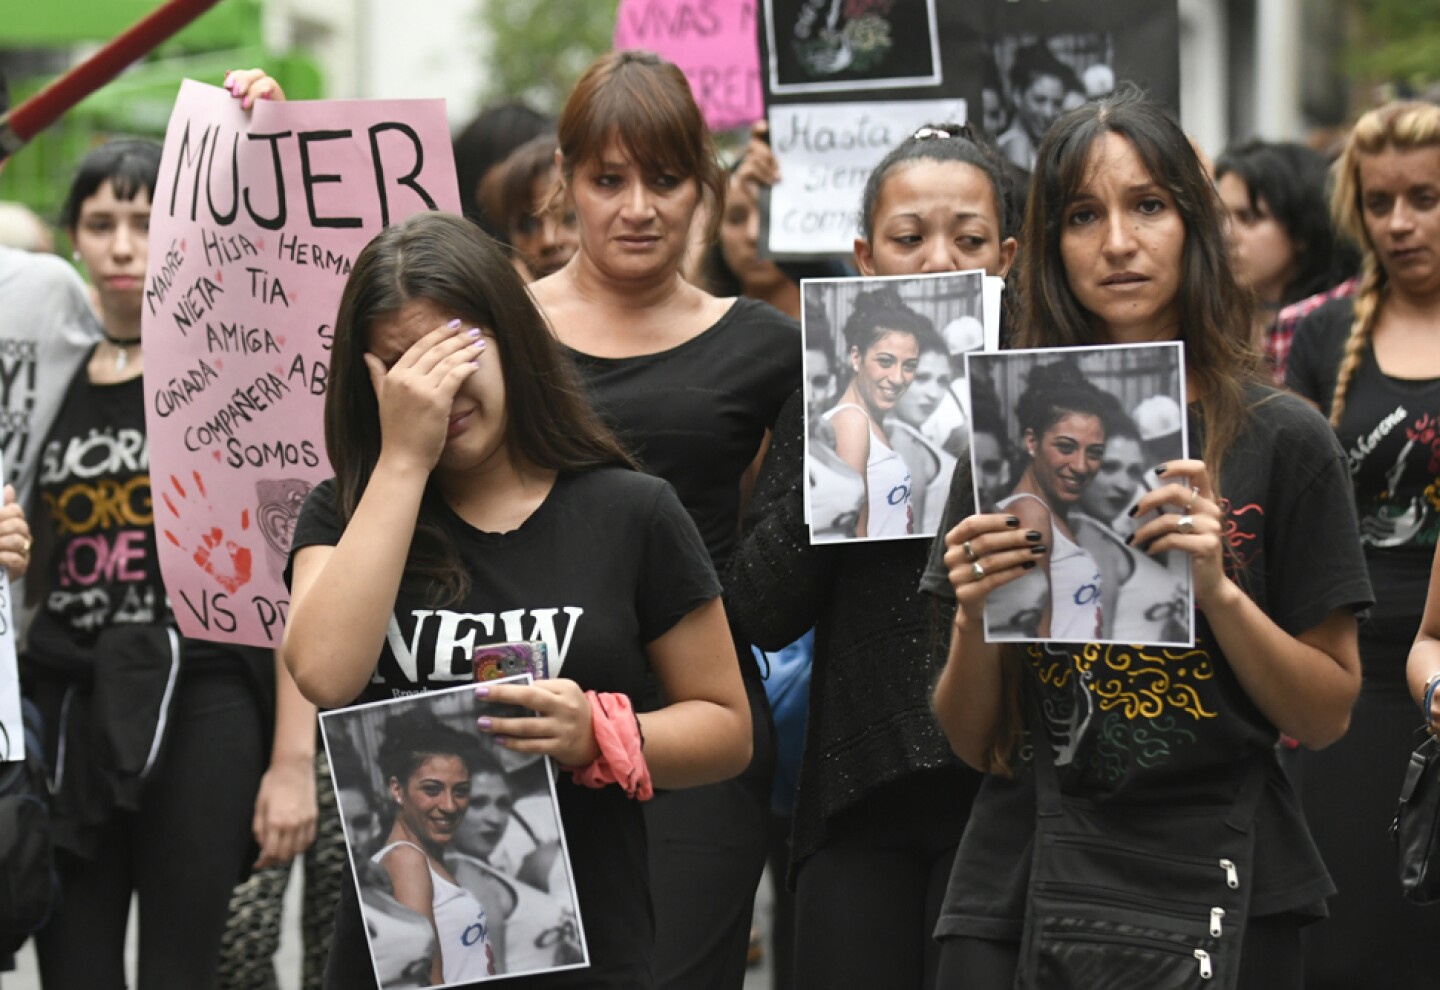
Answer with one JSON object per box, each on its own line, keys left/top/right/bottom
{"left": 452, "top": 101, "right": 553, "bottom": 237}
{"left": 527, "top": 49, "right": 799, "bottom": 989}
{"left": 990, "top": 360, "right": 1109, "bottom": 640}
{"left": 824, "top": 286, "right": 934, "bottom": 538}
{"left": 727, "top": 123, "right": 1017, "bottom": 988}
{"left": 371, "top": 712, "right": 493, "bottom": 984}
{"left": 928, "top": 88, "right": 1370, "bottom": 987}
{"left": 891, "top": 329, "right": 958, "bottom": 534}
{"left": 1285, "top": 100, "right": 1440, "bottom": 988}
{"left": 483, "top": 135, "right": 578, "bottom": 281}
{"left": 1215, "top": 140, "right": 1354, "bottom": 372}
{"left": 21, "top": 138, "right": 308, "bottom": 990}
{"left": 284, "top": 211, "right": 750, "bottom": 989}
{"left": 997, "top": 42, "right": 1075, "bottom": 171}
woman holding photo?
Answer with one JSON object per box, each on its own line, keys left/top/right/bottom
{"left": 1284, "top": 99, "right": 1440, "bottom": 988}
{"left": 929, "top": 88, "right": 1370, "bottom": 988}
{"left": 728, "top": 124, "right": 1017, "bottom": 988}
{"left": 283, "top": 212, "right": 751, "bottom": 989}
{"left": 371, "top": 712, "right": 494, "bottom": 984}
{"left": 823, "top": 286, "right": 935, "bottom": 538}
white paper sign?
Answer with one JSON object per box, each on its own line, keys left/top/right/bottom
{"left": 767, "top": 98, "right": 965, "bottom": 256}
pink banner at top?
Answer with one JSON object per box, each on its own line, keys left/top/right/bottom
{"left": 143, "top": 79, "right": 460, "bottom": 649}
{"left": 614, "top": 0, "right": 764, "bottom": 132}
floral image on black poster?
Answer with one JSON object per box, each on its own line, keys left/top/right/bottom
{"left": 764, "top": 0, "right": 942, "bottom": 95}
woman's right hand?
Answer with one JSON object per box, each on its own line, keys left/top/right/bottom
{"left": 364, "top": 320, "right": 485, "bottom": 473}
{"left": 944, "top": 513, "right": 1046, "bottom": 620}
{"left": 224, "top": 68, "right": 286, "bottom": 109}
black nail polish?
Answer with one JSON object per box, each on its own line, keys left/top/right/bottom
{"left": 1026, "top": 530, "right": 1042, "bottom": 542}
{"left": 1022, "top": 560, "right": 1037, "bottom": 570}
{"left": 1031, "top": 544, "right": 1047, "bottom": 554}
{"left": 1154, "top": 463, "right": 1168, "bottom": 474}
{"left": 1127, "top": 504, "right": 1139, "bottom": 518}
{"left": 1124, "top": 534, "right": 1134, "bottom": 546}
{"left": 1005, "top": 516, "right": 1020, "bottom": 528}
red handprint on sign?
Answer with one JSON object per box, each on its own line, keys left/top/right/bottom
{"left": 161, "top": 471, "right": 254, "bottom": 593}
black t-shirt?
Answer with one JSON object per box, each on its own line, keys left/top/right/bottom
{"left": 288, "top": 467, "right": 721, "bottom": 988}
{"left": 922, "top": 385, "right": 1373, "bottom": 938}
{"left": 565, "top": 298, "right": 801, "bottom": 573}
{"left": 1287, "top": 297, "right": 1440, "bottom": 654}
{"left": 25, "top": 360, "right": 244, "bottom": 674}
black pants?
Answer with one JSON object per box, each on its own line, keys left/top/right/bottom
{"left": 934, "top": 913, "right": 1303, "bottom": 990}
{"left": 792, "top": 768, "right": 978, "bottom": 990}
{"left": 33, "top": 669, "right": 265, "bottom": 990}
{"left": 647, "top": 670, "right": 775, "bottom": 990}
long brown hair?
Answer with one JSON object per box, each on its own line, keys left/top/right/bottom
{"left": 327, "top": 212, "right": 636, "bottom": 603}
{"left": 552, "top": 49, "right": 725, "bottom": 244}
{"left": 1327, "top": 100, "right": 1440, "bottom": 426}
{"left": 988, "top": 87, "right": 1261, "bottom": 774}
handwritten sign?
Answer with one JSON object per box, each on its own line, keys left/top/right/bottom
{"left": 766, "top": 98, "right": 963, "bottom": 255}
{"left": 0, "top": 454, "right": 19, "bottom": 761}
{"left": 143, "top": 80, "right": 460, "bottom": 649}
{"left": 614, "top": 0, "right": 763, "bottom": 132}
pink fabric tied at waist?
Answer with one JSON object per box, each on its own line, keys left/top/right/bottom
{"left": 565, "top": 691, "right": 653, "bottom": 801}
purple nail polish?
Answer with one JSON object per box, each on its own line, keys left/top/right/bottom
{"left": 448, "top": 318, "right": 462, "bottom": 329}
{"left": 477, "top": 717, "right": 492, "bottom": 730}
{"left": 467, "top": 327, "right": 482, "bottom": 338}
{"left": 475, "top": 685, "right": 490, "bottom": 697}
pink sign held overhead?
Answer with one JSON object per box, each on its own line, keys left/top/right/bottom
{"left": 614, "top": 0, "right": 763, "bottom": 131}
{"left": 143, "top": 79, "right": 460, "bottom": 649}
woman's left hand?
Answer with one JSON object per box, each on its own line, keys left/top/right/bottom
{"left": 1128, "top": 459, "right": 1230, "bottom": 608}
{"left": 0, "top": 485, "right": 32, "bottom": 580}
{"left": 251, "top": 752, "right": 318, "bottom": 870}
{"left": 476, "top": 679, "right": 600, "bottom": 768}
{"left": 224, "top": 68, "right": 286, "bottom": 109}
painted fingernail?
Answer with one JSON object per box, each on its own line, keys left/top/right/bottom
{"left": 448, "top": 318, "right": 463, "bottom": 329}
{"left": 242, "top": 96, "right": 252, "bottom": 110}
{"left": 471, "top": 338, "right": 486, "bottom": 349}
{"left": 1030, "top": 544, "right": 1047, "bottom": 554}
{"left": 475, "top": 685, "right": 490, "bottom": 697}
{"left": 1124, "top": 534, "right": 1134, "bottom": 546}
{"left": 1026, "top": 530, "right": 1042, "bottom": 542}
{"left": 1127, "top": 504, "right": 1139, "bottom": 518}
{"left": 467, "top": 327, "right": 483, "bottom": 338}
{"left": 1155, "top": 463, "right": 1168, "bottom": 474}
{"left": 477, "top": 717, "right": 493, "bottom": 730}
{"left": 1022, "top": 561, "right": 1037, "bottom": 570}
{"left": 494, "top": 736, "right": 509, "bottom": 747}
{"left": 1005, "top": 516, "right": 1020, "bottom": 528}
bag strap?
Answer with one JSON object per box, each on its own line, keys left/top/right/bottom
{"left": 1029, "top": 688, "right": 1269, "bottom": 831}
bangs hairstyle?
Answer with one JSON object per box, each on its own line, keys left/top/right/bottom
{"left": 61, "top": 138, "right": 163, "bottom": 230}
{"left": 554, "top": 50, "right": 725, "bottom": 244}
{"left": 1018, "top": 85, "right": 1256, "bottom": 492}
{"left": 328, "top": 212, "right": 636, "bottom": 603}
{"left": 1214, "top": 140, "right": 1352, "bottom": 306}
{"left": 859, "top": 123, "right": 1014, "bottom": 241}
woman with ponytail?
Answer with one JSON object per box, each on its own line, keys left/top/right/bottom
{"left": 1285, "top": 100, "right": 1440, "bottom": 988}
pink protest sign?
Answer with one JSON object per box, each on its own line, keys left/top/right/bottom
{"left": 614, "top": 0, "right": 763, "bottom": 131}
{"left": 143, "top": 79, "right": 460, "bottom": 648}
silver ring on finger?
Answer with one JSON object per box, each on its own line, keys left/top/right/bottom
{"left": 1177, "top": 514, "right": 1195, "bottom": 535}
{"left": 963, "top": 540, "right": 978, "bottom": 562}
{"left": 1184, "top": 485, "right": 1200, "bottom": 512}
{"left": 971, "top": 560, "right": 986, "bottom": 581}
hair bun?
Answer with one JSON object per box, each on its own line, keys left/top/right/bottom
{"left": 851, "top": 285, "right": 904, "bottom": 317}
{"left": 1027, "top": 360, "right": 1087, "bottom": 391}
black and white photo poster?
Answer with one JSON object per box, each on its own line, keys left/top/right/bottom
{"left": 321, "top": 679, "right": 587, "bottom": 986}
{"left": 764, "top": 0, "right": 943, "bottom": 95}
{"left": 0, "top": 453, "right": 20, "bottom": 761}
{"left": 966, "top": 343, "right": 1193, "bottom": 646}
{"left": 803, "top": 270, "right": 986, "bottom": 543}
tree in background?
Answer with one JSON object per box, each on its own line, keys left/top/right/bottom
{"left": 479, "top": 0, "right": 617, "bottom": 113}
{"left": 1346, "top": 0, "right": 1440, "bottom": 95}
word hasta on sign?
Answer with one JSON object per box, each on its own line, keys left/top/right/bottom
{"left": 143, "top": 80, "right": 461, "bottom": 649}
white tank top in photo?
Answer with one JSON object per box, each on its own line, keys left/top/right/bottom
{"left": 998, "top": 493, "right": 1102, "bottom": 639}
{"left": 375, "top": 840, "right": 494, "bottom": 981}
{"left": 824, "top": 402, "right": 912, "bottom": 537}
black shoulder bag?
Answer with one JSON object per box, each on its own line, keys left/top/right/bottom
{"left": 1392, "top": 732, "right": 1440, "bottom": 904}
{"left": 1017, "top": 733, "right": 1269, "bottom": 989}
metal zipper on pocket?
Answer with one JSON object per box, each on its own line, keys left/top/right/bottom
{"left": 1209, "top": 907, "right": 1225, "bottom": 937}
{"left": 1194, "top": 948, "right": 1213, "bottom": 979}
{"left": 1219, "top": 858, "right": 1239, "bottom": 890}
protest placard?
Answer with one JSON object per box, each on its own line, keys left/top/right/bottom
{"left": 614, "top": 0, "right": 764, "bottom": 132}
{"left": 758, "top": 0, "right": 1180, "bottom": 256}
{"left": 142, "top": 80, "right": 460, "bottom": 648}
{"left": 0, "top": 454, "right": 19, "bottom": 761}
{"left": 967, "top": 342, "right": 1194, "bottom": 647}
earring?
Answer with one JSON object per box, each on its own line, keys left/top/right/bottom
{"left": 72, "top": 250, "right": 81, "bottom": 263}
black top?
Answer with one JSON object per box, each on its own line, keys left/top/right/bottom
{"left": 1287, "top": 297, "right": 1440, "bottom": 657}
{"left": 921, "top": 385, "right": 1373, "bottom": 938}
{"left": 564, "top": 297, "right": 801, "bottom": 574}
{"left": 288, "top": 468, "right": 722, "bottom": 988}
{"left": 726, "top": 389, "right": 976, "bottom": 877}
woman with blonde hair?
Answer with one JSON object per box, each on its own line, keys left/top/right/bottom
{"left": 1286, "top": 99, "right": 1440, "bottom": 988}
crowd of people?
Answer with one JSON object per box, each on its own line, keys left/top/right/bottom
{"left": 2, "top": 28, "right": 1440, "bottom": 990}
